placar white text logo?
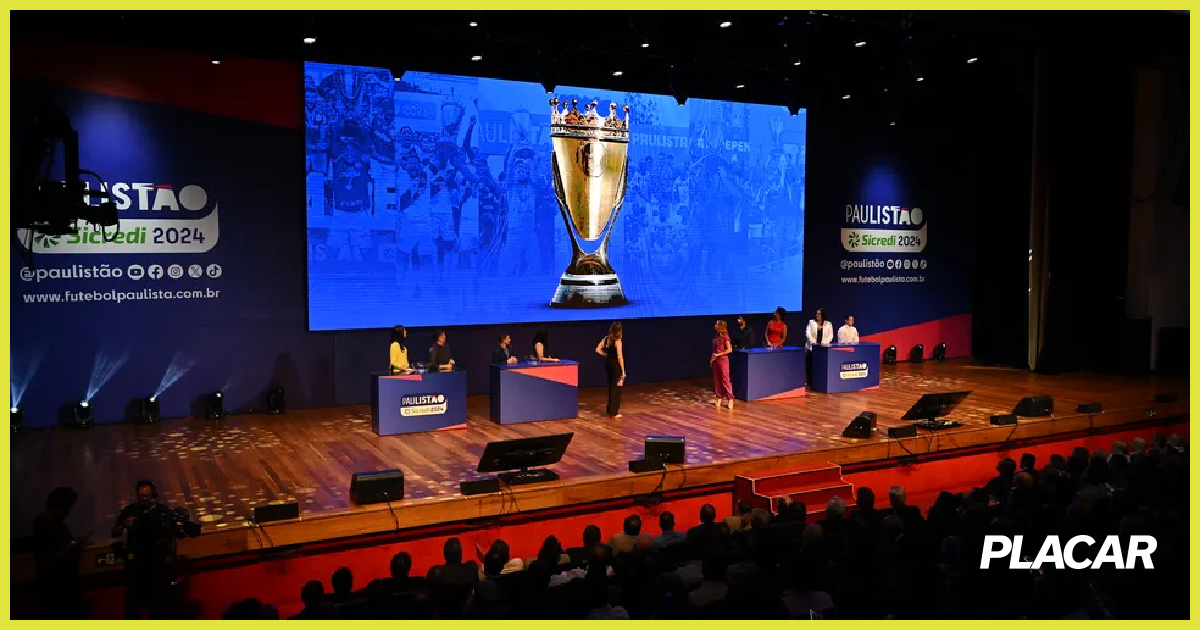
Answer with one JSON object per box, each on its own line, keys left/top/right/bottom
{"left": 980, "top": 535, "right": 1156, "bottom": 570}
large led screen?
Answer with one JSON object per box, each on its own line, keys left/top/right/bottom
{"left": 306, "top": 62, "right": 805, "bottom": 330}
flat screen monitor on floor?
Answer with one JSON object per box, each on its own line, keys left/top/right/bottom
{"left": 900, "top": 391, "right": 972, "bottom": 422}
{"left": 476, "top": 432, "right": 574, "bottom": 473}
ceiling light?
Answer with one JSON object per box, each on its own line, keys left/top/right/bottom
{"left": 641, "top": 41, "right": 650, "bottom": 48}
{"left": 303, "top": 37, "right": 316, "bottom": 45}
{"left": 793, "top": 60, "right": 802, "bottom": 66}
{"left": 842, "top": 94, "right": 851, "bottom": 100}
{"left": 211, "top": 59, "right": 221, "bottom": 65}
{"left": 394, "top": 76, "right": 401, "bottom": 82}
{"left": 967, "top": 57, "right": 978, "bottom": 64}
{"left": 916, "top": 76, "right": 924, "bottom": 82}
{"left": 612, "top": 71, "right": 624, "bottom": 77}
{"left": 469, "top": 21, "right": 478, "bottom": 27}
{"left": 736, "top": 84, "right": 745, "bottom": 89}
{"left": 720, "top": 21, "right": 732, "bottom": 28}
{"left": 855, "top": 41, "right": 866, "bottom": 48}
{"left": 890, "top": 121, "right": 896, "bottom": 126}
{"left": 471, "top": 55, "right": 483, "bottom": 61}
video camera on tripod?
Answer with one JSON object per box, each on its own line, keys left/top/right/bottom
{"left": 115, "top": 504, "right": 201, "bottom": 565}
{"left": 14, "top": 106, "right": 118, "bottom": 241}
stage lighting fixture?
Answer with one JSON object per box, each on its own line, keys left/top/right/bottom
{"left": 267, "top": 387, "right": 286, "bottom": 415}
{"left": 909, "top": 344, "right": 924, "bottom": 363}
{"left": 612, "top": 70, "right": 624, "bottom": 77}
{"left": 736, "top": 84, "right": 745, "bottom": 89}
{"left": 468, "top": 21, "right": 477, "bottom": 27}
{"left": 793, "top": 60, "right": 802, "bottom": 66}
{"left": 73, "top": 400, "right": 94, "bottom": 428}
{"left": 883, "top": 345, "right": 898, "bottom": 365}
{"left": 206, "top": 391, "right": 224, "bottom": 420}
{"left": 842, "top": 94, "right": 851, "bottom": 100}
{"left": 136, "top": 396, "right": 161, "bottom": 424}
{"left": 471, "top": 55, "right": 483, "bottom": 62}
{"left": 210, "top": 58, "right": 221, "bottom": 66}
{"left": 11, "top": 407, "right": 24, "bottom": 434}
{"left": 720, "top": 21, "right": 732, "bottom": 28}
{"left": 916, "top": 76, "right": 925, "bottom": 82}
{"left": 967, "top": 57, "right": 978, "bottom": 64}
{"left": 303, "top": 36, "right": 317, "bottom": 44}
{"left": 933, "top": 343, "right": 947, "bottom": 362}
{"left": 641, "top": 40, "right": 650, "bottom": 48}
{"left": 855, "top": 41, "right": 866, "bottom": 47}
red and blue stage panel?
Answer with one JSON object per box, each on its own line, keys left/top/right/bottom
{"left": 371, "top": 370, "right": 468, "bottom": 435}
{"left": 730, "top": 347, "right": 807, "bottom": 401}
{"left": 809, "top": 342, "right": 881, "bottom": 394}
{"left": 489, "top": 360, "right": 579, "bottom": 425}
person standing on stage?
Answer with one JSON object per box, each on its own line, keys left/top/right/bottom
{"left": 595, "top": 322, "right": 626, "bottom": 417}
{"left": 389, "top": 325, "right": 410, "bottom": 373}
{"left": 730, "top": 315, "right": 756, "bottom": 350}
{"left": 533, "top": 330, "right": 560, "bottom": 363}
{"left": 710, "top": 320, "right": 735, "bottom": 409}
{"left": 805, "top": 308, "right": 833, "bottom": 348}
{"left": 492, "top": 334, "right": 518, "bottom": 365}
{"left": 429, "top": 330, "right": 456, "bottom": 370}
{"left": 838, "top": 315, "right": 860, "bottom": 344}
{"left": 805, "top": 309, "right": 834, "bottom": 385}
{"left": 765, "top": 307, "right": 789, "bottom": 349}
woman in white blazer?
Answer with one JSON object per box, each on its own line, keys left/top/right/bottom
{"left": 805, "top": 308, "right": 833, "bottom": 385}
{"left": 805, "top": 309, "right": 834, "bottom": 348}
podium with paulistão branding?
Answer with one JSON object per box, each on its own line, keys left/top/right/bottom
{"left": 371, "top": 369, "right": 467, "bottom": 436}
{"left": 809, "top": 343, "right": 881, "bottom": 394}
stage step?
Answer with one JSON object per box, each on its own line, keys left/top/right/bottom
{"left": 734, "top": 462, "right": 855, "bottom": 517}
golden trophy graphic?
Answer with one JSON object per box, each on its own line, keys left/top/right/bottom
{"left": 548, "top": 97, "right": 630, "bottom": 308}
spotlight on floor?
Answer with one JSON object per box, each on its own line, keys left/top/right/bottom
{"left": 933, "top": 343, "right": 947, "bottom": 362}
{"left": 267, "top": 387, "right": 286, "bottom": 415}
{"left": 883, "top": 345, "right": 898, "bottom": 365}
{"left": 206, "top": 391, "right": 224, "bottom": 420}
{"left": 11, "top": 407, "right": 24, "bottom": 434}
{"left": 909, "top": 344, "right": 925, "bottom": 363}
{"left": 135, "top": 396, "right": 160, "bottom": 424}
{"left": 73, "top": 400, "right": 94, "bottom": 428}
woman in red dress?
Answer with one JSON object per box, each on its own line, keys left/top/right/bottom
{"left": 765, "top": 307, "right": 789, "bottom": 349}
{"left": 710, "top": 320, "right": 734, "bottom": 409}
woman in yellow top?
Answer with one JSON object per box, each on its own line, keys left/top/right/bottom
{"left": 389, "top": 325, "right": 410, "bottom": 373}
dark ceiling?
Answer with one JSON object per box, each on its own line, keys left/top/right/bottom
{"left": 13, "top": 10, "right": 1188, "bottom": 123}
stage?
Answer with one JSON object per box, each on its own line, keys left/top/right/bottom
{"left": 11, "top": 359, "right": 1187, "bottom": 572}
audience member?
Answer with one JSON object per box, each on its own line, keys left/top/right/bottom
{"left": 653, "top": 511, "right": 687, "bottom": 549}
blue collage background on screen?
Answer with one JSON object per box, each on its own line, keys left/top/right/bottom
{"left": 305, "top": 62, "right": 806, "bottom": 330}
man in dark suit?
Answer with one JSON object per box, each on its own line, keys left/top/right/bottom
{"left": 491, "top": 334, "right": 518, "bottom": 365}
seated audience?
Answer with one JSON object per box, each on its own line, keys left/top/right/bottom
{"left": 653, "top": 511, "right": 687, "bottom": 549}
{"left": 289, "top": 580, "right": 336, "bottom": 619}
{"left": 608, "top": 514, "right": 653, "bottom": 553}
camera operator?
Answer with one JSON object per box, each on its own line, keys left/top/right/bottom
{"left": 110, "top": 480, "right": 198, "bottom": 619}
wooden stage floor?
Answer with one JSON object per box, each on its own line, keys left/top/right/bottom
{"left": 11, "top": 360, "right": 1188, "bottom": 562}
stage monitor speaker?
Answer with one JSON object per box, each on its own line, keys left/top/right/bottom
{"left": 1014, "top": 395, "right": 1053, "bottom": 417}
{"left": 253, "top": 502, "right": 300, "bottom": 524}
{"left": 887, "top": 425, "right": 917, "bottom": 439}
{"left": 350, "top": 469, "right": 405, "bottom": 505}
{"left": 858, "top": 411, "right": 878, "bottom": 429}
{"left": 460, "top": 478, "right": 501, "bottom": 495}
{"left": 1155, "top": 392, "right": 1178, "bottom": 404}
{"left": 842, "top": 415, "right": 873, "bottom": 439}
{"left": 990, "top": 413, "right": 1018, "bottom": 426}
{"left": 645, "top": 435, "right": 685, "bottom": 465}
{"left": 1076, "top": 402, "right": 1102, "bottom": 414}
{"left": 629, "top": 459, "right": 667, "bottom": 473}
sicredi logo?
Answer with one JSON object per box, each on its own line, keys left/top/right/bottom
{"left": 980, "top": 535, "right": 1156, "bottom": 570}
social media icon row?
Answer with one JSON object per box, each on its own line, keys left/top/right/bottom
{"left": 885, "top": 259, "right": 928, "bottom": 271}
{"left": 127, "top": 263, "right": 222, "bottom": 280}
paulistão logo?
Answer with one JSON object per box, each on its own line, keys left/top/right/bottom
{"left": 842, "top": 204, "right": 927, "bottom": 254}
{"left": 16, "top": 182, "right": 220, "bottom": 255}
